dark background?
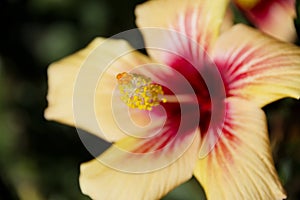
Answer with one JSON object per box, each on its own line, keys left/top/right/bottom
{"left": 0, "top": 0, "right": 299, "bottom": 199}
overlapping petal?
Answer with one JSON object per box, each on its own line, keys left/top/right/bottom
{"left": 213, "top": 24, "right": 300, "bottom": 107}
{"left": 79, "top": 128, "right": 200, "bottom": 200}
{"left": 194, "top": 98, "right": 286, "bottom": 200}
{"left": 234, "top": 0, "right": 296, "bottom": 42}
{"left": 135, "top": 0, "right": 230, "bottom": 63}
{"left": 45, "top": 38, "right": 159, "bottom": 142}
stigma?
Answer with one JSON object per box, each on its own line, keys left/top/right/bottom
{"left": 116, "top": 72, "right": 167, "bottom": 110}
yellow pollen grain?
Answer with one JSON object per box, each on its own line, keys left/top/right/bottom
{"left": 116, "top": 72, "right": 166, "bottom": 110}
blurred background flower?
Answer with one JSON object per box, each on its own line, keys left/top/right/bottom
{"left": 0, "top": 0, "right": 299, "bottom": 199}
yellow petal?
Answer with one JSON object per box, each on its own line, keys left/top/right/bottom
{"left": 212, "top": 24, "right": 300, "bottom": 107}
{"left": 45, "top": 38, "right": 156, "bottom": 141}
{"left": 235, "top": 0, "right": 296, "bottom": 42}
{"left": 79, "top": 129, "right": 200, "bottom": 200}
{"left": 135, "top": 0, "right": 229, "bottom": 63}
{"left": 221, "top": 6, "right": 234, "bottom": 33}
{"left": 194, "top": 97, "right": 286, "bottom": 200}
{"left": 45, "top": 38, "right": 101, "bottom": 129}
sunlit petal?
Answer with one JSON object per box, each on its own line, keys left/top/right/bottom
{"left": 194, "top": 97, "right": 286, "bottom": 200}
{"left": 80, "top": 128, "right": 200, "bottom": 200}
{"left": 213, "top": 24, "right": 300, "bottom": 107}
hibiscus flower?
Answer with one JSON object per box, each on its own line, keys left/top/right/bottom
{"left": 45, "top": 0, "right": 300, "bottom": 199}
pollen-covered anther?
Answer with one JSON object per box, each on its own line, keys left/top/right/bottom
{"left": 116, "top": 72, "right": 166, "bottom": 110}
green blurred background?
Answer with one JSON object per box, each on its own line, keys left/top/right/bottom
{"left": 0, "top": 0, "right": 299, "bottom": 199}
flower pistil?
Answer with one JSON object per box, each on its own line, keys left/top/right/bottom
{"left": 117, "top": 72, "right": 167, "bottom": 110}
